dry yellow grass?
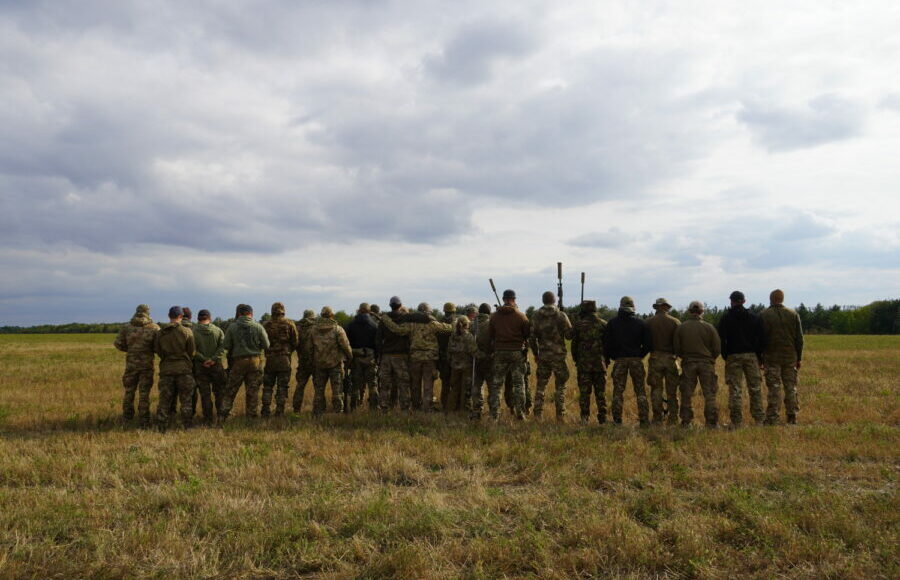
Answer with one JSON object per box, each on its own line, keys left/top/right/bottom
{"left": 0, "top": 334, "right": 897, "bottom": 579}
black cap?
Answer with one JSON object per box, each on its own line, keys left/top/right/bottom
{"left": 729, "top": 290, "right": 745, "bottom": 302}
{"left": 237, "top": 304, "right": 253, "bottom": 315}
{"left": 197, "top": 309, "right": 211, "bottom": 320}
{"left": 479, "top": 303, "right": 491, "bottom": 314}
{"left": 502, "top": 289, "right": 516, "bottom": 300}
{"left": 168, "top": 306, "right": 183, "bottom": 318}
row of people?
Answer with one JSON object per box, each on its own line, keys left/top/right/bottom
{"left": 114, "top": 288, "right": 803, "bottom": 429}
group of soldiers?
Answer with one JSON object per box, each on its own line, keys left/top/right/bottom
{"left": 114, "top": 287, "right": 803, "bottom": 430}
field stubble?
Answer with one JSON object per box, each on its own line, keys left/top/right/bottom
{"left": 0, "top": 334, "right": 897, "bottom": 579}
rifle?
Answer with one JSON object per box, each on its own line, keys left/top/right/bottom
{"left": 556, "top": 262, "right": 564, "bottom": 309}
{"left": 489, "top": 278, "right": 502, "bottom": 309}
{"left": 580, "top": 271, "right": 585, "bottom": 304}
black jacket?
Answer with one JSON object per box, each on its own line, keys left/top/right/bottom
{"left": 375, "top": 310, "right": 431, "bottom": 355}
{"left": 717, "top": 306, "right": 765, "bottom": 359}
{"left": 346, "top": 313, "right": 378, "bottom": 350}
{"left": 604, "top": 309, "right": 652, "bottom": 360}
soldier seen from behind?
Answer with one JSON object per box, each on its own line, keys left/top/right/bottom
{"left": 192, "top": 309, "right": 226, "bottom": 424}
{"left": 674, "top": 301, "right": 722, "bottom": 428}
{"left": 437, "top": 302, "right": 460, "bottom": 411}
{"left": 718, "top": 291, "right": 765, "bottom": 427}
{"left": 154, "top": 306, "right": 197, "bottom": 431}
{"left": 262, "top": 302, "right": 299, "bottom": 417}
{"left": 445, "top": 316, "right": 477, "bottom": 413}
{"left": 604, "top": 296, "right": 652, "bottom": 426}
{"left": 529, "top": 291, "right": 573, "bottom": 422}
{"left": 220, "top": 304, "right": 270, "bottom": 422}
{"left": 114, "top": 304, "right": 160, "bottom": 427}
{"left": 470, "top": 303, "right": 493, "bottom": 419}
{"left": 570, "top": 300, "right": 608, "bottom": 425}
{"left": 293, "top": 309, "right": 317, "bottom": 413}
{"left": 487, "top": 289, "right": 531, "bottom": 421}
{"left": 645, "top": 297, "right": 681, "bottom": 425}
{"left": 311, "top": 306, "right": 353, "bottom": 415}
{"left": 376, "top": 297, "right": 412, "bottom": 410}
{"left": 345, "top": 303, "right": 380, "bottom": 411}
{"left": 761, "top": 289, "right": 804, "bottom": 425}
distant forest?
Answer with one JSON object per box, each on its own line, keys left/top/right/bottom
{"left": 2, "top": 299, "right": 897, "bottom": 335}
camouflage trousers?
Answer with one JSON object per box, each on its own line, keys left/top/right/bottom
{"left": 157, "top": 373, "right": 195, "bottom": 428}
{"left": 647, "top": 352, "right": 680, "bottom": 424}
{"left": 262, "top": 371, "right": 291, "bottom": 416}
{"left": 469, "top": 356, "right": 492, "bottom": 419}
{"left": 221, "top": 356, "right": 262, "bottom": 419}
{"left": 490, "top": 350, "right": 526, "bottom": 420}
{"left": 504, "top": 358, "right": 532, "bottom": 413}
{"left": 409, "top": 359, "right": 437, "bottom": 411}
{"left": 679, "top": 359, "right": 719, "bottom": 426}
{"left": 122, "top": 368, "right": 154, "bottom": 425}
{"left": 611, "top": 358, "right": 649, "bottom": 424}
{"left": 763, "top": 356, "right": 800, "bottom": 423}
{"left": 725, "top": 353, "right": 764, "bottom": 425}
{"left": 313, "top": 364, "right": 344, "bottom": 415}
{"left": 445, "top": 366, "right": 474, "bottom": 413}
{"left": 438, "top": 356, "right": 452, "bottom": 411}
{"left": 576, "top": 366, "right": 607, "bottom": 423}
{"left": 380, "top": 355, "right": 411, "bottom": 410}
{"left": 534, "top": 357, "right": 569, "bottom": 418}
{"left": 293, "top": 362, "right": 314, "bottom": 412}
{"left": 351, "top": 350, "right": 379, "bottom": 410}
{"left": 193, "top": 361, "right": 225, "bottom": 422}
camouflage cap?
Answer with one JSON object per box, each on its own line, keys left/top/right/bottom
{"left": 135, "top": 304, "right": 150, "bottom": 314}
{"left": 370, "top": 304, "right": 380, "bottom": 314}
{"left": 271, "top": 302, "right": 286, "bottom": 315}
{"left": 417, "top": 302, "right": 430, "bottom": 313}
{"left": 320, "top": 306, "right": 334, "bottom": 318}
{"left": 237, "top": 304, "right": 253, "bottom": 316}
{"left": 688, "top": 300, "right": 704, "bottom": 313}
{"left": 479, "top": 303, "right": 492, "bottom": 315}
{"left": 652, "top": 298, "right": 671, "bottom": 309}
{"left": 580, "top": 300, "right": 597, "bottom": 313}
{"left": 619, "top": 296, "right": 635, "bottom": 313}
{"left": 465, "top": 305, "right": 477, "bottom": 316}
{"left": 358, "top": 302, "right": 370, "bottom": 313}
{"left": 443, "top": 302, "right": 455, "bottom": 313}
{"left": 303, "top": 309, "right": 316, "bottom": 319}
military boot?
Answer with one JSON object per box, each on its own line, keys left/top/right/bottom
{"left": 786, "top": 414, "right": 797, "bottom": 425}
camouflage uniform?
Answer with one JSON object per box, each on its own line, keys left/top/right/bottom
{"left": 192, "top": 319, "right": 226, "bottom": 423}
{"left": 604, "top": 298, "right": 652, "bottom": 425}
{"left": 221, "top": 314, "right": 270, "bottom": 420}
{"left": 761, "top": 301, "right": 804, "bottom": 424}
{"left": 154, "top": 321, "right": 196, "bottom": 429}
{"left": 570, "top": 304, "right": 608, "bottom": 424}
{"left": 437, "top": 303, "right": 459, "bottom": 411}
{"left": 470, "top": 311, "right": 493, "bottom": 419}
{"left": 529, "top": 303, "right": 573, "bottom": 419}
{"left": 262, "top": 303, "right": 299, "bottom": 416}
{"left": 645, "top": 302, "right": 682, "bottom": 424}
{"left": 674, "top": 309, "right": 721, "bottom": 427}
{"left": 446, "top": 318, "right": 477, "bottom": 413}
{"left": 718, "top": 302, "right": 765, "bottom": 426}
{"left": 293, "top": 310, "right": 317, "bottom": 412}
{"left": 376, "top": 308, "right": 414, "bottom": 410}
{"left": 380, "top": 311, "right": 453, "bottom": 411}
{"left": 113, "top": 305, "right": 160, "bottom": 426}
{"left": 488, "top": 302, "right": 531, "bottom": 420}
{"left": 311, "top": 309, "right": 353, "bottom": 415}
{"left": 503, "top": 354, "right": 533, "bottom": 413}
{"left": 169, "top": 317, "right": 197, "bottom": 417}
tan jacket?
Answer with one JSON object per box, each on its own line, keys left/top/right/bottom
{"left": 379, "top": 314, "right": 453, "bottom": 362}
{"left": 646, "top": 311, "right": 680, "bottom": 354}
{"left": 674, "top": 315, "right": 721, "bottom": 363}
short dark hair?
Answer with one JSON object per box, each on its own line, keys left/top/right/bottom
{"left": 542, "top": 291, "right": 555, "bottom": 305}
{"left": 182, "top": 306, "right": 192, "bottom": 319}
{"left": 237, "top": 304, "right": 253, "bottom": 316}
{"left": 197, "top": 309, "right": 211, "bottom": 321}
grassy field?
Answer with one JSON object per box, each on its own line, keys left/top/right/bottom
{"left": 0, "top": 334, "right": 897, "bottom": 579}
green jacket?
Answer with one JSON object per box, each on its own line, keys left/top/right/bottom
{"left": 674, "top": 315, "right": 721, "bottom": 363}
{"left": 192, "top": 322, "right": 225, "bottom": 364}
{"left": 761, "top": 304, "right": 804, "bottom": 362}
{"left": 155, "top": 322, "right": 196, "bottom": 375}
{"left": 223, "top": 316, "right": 271, "bottom": 358}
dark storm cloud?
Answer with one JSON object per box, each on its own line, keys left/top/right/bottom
{"left": 737, "top": 94, "right": 865, "bottom": 151}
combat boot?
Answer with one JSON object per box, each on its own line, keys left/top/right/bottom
{"left": 786, "top": 414, "right": 797, "bottom": 425}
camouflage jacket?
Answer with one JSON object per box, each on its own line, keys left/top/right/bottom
{"left": 472, "top": 313, "right": 493, "bottom": 359}
{"left": 311, "top": 318, "right": 352, "bottom": 369}
{"left": 114, "top": 314, "right": 160, "bottom": 371}
{"left": 761, "top": 304, "right": 804, "bottom": 362}
{"left": 570, "top": 313, "right": 607, "bottom": 371}
{"left": 437, "top": 313, "right": 460, "bottom": 362}
{"left": 448, "top": 330, "right": 477, "bottom": 370}
{"left": 380, "top": 315, "right": 453, "bottom": 362}
{"left": 263, "top": 315, "right": 299, "bottom": 372}
{"left": 295, "top": 315, "right": 317, "bottom": 366}
{"left": 155, "top": 322, "right": 196, "bottom": 375}
{"left": 529, "top": 305, "right": 572, "bottom": 361}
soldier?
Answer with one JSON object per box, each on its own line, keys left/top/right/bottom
{"left": 645, "top": 298, "right": 681, "bottom": 425}
{"left": 376, "top": 296, "right": 412, "bottom": 410}
{"left": 760, "top": 289, "right": 804, "bottom": 425}
{"left": 114, "top": 304, "right": 160, "bottom": 427}
{"left": 446, "top": 317, "right": 477, "bottom": 413}
{"left": 529, "top": 291, "right": 573, "bottom": 421}
{"left": 192, "top": 309, "right": 226, "bottom": 424}
{"left": 487, "top": 289, "right": 531, "bottom": 421}
{"left": 261, "top": 302, "right": 299, "bottom": 417}
{"left": 674, "top": 301, "right": 721, "bottom": 428}
{"left": 170, "top": 306, "right": 196, "bottom": 418}
{"left": 311, "top": 306, "right": 353, "bottom": 415}
{"left": 220, "top": 304, "right": 270, "bottom": 422}
{"left": 293, "top": 309, "right": 317, "bottom": 412}
{"left": 379, "top": 303, "right": 453, "bottom": 411}
{"left": 470, "top": 303, "right": 493, "bottom": 419}
{"left": 604, "top": 296, "right": 652, "bottom": 426}
{"left": 154, "top": 306, "right": 196, "bottom": 430}
{"left": 437, "top": 302, "right": 460, "bottom": 411}
{"left": 345, "top": 303, "right": 379, "bottom": 410}
{"left": 570, "top": 300, "right": 608, "bottom": 424}
{"left": 718, "top": 291, "right": 766, "bottom": 427}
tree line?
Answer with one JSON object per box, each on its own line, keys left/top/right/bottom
{"left": 2, "top": 299, "right": 897, "bottom": 335}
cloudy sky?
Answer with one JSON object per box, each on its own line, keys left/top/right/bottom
{"left": 1, "top": 1, "right": 898, "bottom": 325}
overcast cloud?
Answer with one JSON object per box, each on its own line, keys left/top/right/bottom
{"left": 1, "top": 1, "right": 898, "bottom": 324}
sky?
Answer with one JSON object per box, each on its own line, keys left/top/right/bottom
{"left": 1, "top": 1, "right": 898, "bottom": 325}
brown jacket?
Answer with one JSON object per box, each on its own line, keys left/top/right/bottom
{"left": 488, "top": 305, "right": 530, "bottom": 351}
{"left": 646, "top": 310, "right": 680, "bottom": 354}
{"left": 674, "top": 315, "right": 721, "bottom": 363}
